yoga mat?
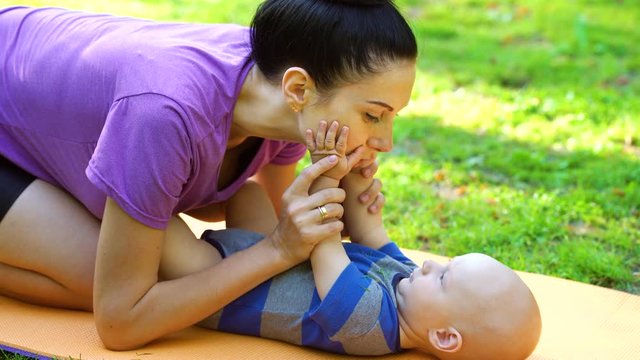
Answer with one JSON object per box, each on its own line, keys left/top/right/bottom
{"left": 1, "top": 218, "right": 638, "bottom": 360}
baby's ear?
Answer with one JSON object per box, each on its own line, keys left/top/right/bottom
{"left": 428, "top": 327, "right": 462, "bottom": 353}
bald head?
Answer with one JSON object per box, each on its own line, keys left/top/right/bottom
{"left": 438, "top": 253, "right": 542, "bottom": 360}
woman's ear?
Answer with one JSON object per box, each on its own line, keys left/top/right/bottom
{"left": 281, "top": 67, "right": 314, "bottom": 112}
{"left": 428, "top": 327, "right": 462, "bottom": 353}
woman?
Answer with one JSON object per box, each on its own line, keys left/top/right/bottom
{"left": 0, "top": 0, "right": 417, "bottom": 350}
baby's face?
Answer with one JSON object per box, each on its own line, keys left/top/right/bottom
{"left": 396, "top": 253, "right": 517, "bottom": 342}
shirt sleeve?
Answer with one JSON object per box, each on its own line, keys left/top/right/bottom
{"left": 269, "top": 141, "right": 307, "bottom": 165}
{"left": 309, "top": 263, "right": 398, "bottom": 355}
{"left": 86, "top": 94, "right": 192, "bottom": 229}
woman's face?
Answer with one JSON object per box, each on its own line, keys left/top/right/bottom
{"left": 302, "top": 60, "right": 416, "bottom": 169}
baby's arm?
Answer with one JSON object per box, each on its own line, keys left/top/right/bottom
{"left": 341, "top": 174, "right": 391, "bottom": 250}
{"left": 305, "top": 121, "right": 361, "bottom": 299}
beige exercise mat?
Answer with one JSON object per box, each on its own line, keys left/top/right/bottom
{"left": 1, "top": 247, "right": 639, "bottom": 360}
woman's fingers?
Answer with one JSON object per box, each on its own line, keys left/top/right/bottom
{"left": 367, "top": 192, "right": 385, "bottom": 214}
{"left": 360, "top": 160, "right": 379, "bottom": 179}
{"left": 308, "top": 220, "right": 344, "bottom": 237}
{"left": 359, "top": 177, "right": 382, "bottom": 204}
{"left": 307, "top": 187, "right": 346, "bottom": 208}
{"left": 287, "top": 155, "right": 338, "bottom": 195}
{"left": 305, "top": 202, "right": 345, "bottom": 223}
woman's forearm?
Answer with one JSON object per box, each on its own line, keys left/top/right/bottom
{"left": 98, "top": 235, "right": 294, "bottom": 350}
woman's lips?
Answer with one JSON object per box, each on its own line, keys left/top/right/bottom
{"left": 355, "top": 158, "right": 375, "bottom": 169}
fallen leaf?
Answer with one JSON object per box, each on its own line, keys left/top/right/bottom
{"left": 612, "top": 188, "right": 626, "bottom": 197}
{"left": 434, "top": 169, "right": 446, "bottom": 182}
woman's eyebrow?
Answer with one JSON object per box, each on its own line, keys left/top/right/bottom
{"left": 367, "top": 100, "right": 394, "bottom": 112}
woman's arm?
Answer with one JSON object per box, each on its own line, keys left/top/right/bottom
{"left": 93, "top": 156, "right": 344, "bottom": 350}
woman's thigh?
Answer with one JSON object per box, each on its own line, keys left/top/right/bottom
{"left": 0, "top": 178, "right": 100, "bottom": 310}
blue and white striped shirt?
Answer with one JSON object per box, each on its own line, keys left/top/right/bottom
{"left": 199, "top": 229, "right": 417, "bottom": 355}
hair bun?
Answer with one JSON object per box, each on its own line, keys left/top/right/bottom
{"left": 327, "top": 0, "right": 390, "bottom": 6}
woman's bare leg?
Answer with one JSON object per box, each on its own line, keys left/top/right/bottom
{"left": 0, "top": 179, "right": 276, "bottom": 309}
{"left": 0, "top": 179, "right": 99, "bottom": 310}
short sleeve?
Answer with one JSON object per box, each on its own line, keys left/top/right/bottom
{"left": 309, "top": 263, "right": 399, "bottom": 355}
{"left": 309, "top": 263, "right": 375, "bottom": 336}
{"left": 269, "top": 142, "right": 306, "bottom": 165}
{"left": 86, "top": 94, "right": 192, "bottom": 229}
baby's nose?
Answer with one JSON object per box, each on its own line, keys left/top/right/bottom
{"left": 421, "top": 260, "right": 433, "bottom": 274}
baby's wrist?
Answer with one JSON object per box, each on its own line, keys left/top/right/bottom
{"left": 309, "top": 174, "right": 340, "bottom": 194}
{"left": 317, "top": 174, "right": 340, "bottom": 186}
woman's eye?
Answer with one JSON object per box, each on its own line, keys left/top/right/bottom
{"left": 440, "top": 272, "right": 445, "bottom": 285}
{"left": 365, "top": 113, "right": 381, "bottom": 123}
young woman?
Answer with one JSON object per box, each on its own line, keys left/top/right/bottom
{"left": 0, "top": 0, "right": 417, "bottom": 350}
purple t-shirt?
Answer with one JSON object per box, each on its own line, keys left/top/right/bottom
{"left": 0, "top": 7, "right": 307, "bottom": 229}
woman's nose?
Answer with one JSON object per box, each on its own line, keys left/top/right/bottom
{"left": 366, "top": 134, "right": 393, "bottom": 153}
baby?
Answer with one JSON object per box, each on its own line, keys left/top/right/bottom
{"left": 195, "top": 123, "right": 542, "bottom": 359}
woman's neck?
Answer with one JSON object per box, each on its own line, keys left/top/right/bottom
{"left": 230, "top": 65, "right": 302, "bottom": 148}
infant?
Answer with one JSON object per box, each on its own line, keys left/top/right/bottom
{"left": 196, "top": 122, "right": 542, "bottom": 359}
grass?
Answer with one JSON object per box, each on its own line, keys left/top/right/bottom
{"left": 382, "top": 0, "right": 640, "bottom": 294}
{"left": 0, "top": 350, "right": 42, "bottom": 360}
{"left": 1, "top": 0, "right": 638, "bottom": 314}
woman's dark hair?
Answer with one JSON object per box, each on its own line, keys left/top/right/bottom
{"left": 250, "top": 0, "right": 417, "bottom": 94}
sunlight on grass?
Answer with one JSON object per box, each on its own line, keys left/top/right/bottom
{"left": 406, "top": 69, "right": 639, "bottom": 157}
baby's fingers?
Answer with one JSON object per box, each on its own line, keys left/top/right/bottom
{"left": 335, "top": 126, "right": 349, "bottom": 156}
{"left": 324, "top": 121, "right": 339, "bottom": 150}
{"left": 315, "top": 121, "right": 327, "bottom": 151}
{"left": 345, "top": 146, "right": 365, "bottom": 171}
{"left": 305, "top": 129, "right": 316, "bottom": 152}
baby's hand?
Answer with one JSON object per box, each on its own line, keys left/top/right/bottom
{"left": 305, "top": 121, "right": 362, "bottom": 181}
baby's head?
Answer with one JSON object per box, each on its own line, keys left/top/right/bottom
{"left": 396, "top": 253, "right": 541, "bottom": 360}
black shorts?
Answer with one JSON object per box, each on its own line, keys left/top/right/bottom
{"left": 0, "top": 156, "right": 36, "bottom": 223}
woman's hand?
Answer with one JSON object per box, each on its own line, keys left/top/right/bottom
{"left": 269, "top": 155, "right": 346, "bottom": 264}
{"left": 355, "top": 167, "right": 385, "bottom": 214}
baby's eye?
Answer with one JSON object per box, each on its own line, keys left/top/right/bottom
{"left": 364, "top": 113, "right": 381, "bottom": 123}
{"left": 439, "top": 272, "right": 445, "bottom": 285}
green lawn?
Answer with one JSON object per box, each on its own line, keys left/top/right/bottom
{"left": 1, "top": 0, "right": 637, "bottom": 293}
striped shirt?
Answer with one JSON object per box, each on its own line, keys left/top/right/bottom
{"left": 199, "top": 229, "right": 417, "bottom": 355}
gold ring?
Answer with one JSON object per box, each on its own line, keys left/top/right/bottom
{"left": 317, "top": 205, "right": 329, "bottom": 221}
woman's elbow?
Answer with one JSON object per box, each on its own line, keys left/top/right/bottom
{"left": 95, "top": 308, "right": 147, "bottom": 351}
